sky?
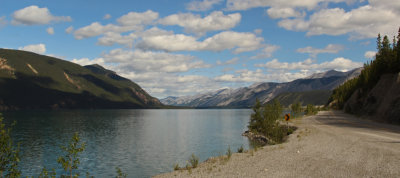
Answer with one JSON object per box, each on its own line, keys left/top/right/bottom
{"left": 1, "top": 0, "right": 399, "bottom": 98}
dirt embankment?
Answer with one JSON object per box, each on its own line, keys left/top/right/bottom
{"left": 155, "top": 111, "right": 400, "bottom": 178}
{"left": 344, "top": 72, "right": 400, "bottom": 124}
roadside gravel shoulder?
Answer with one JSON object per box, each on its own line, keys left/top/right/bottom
{"left": 155, "top": 111, "right": 400, "bottom": 178}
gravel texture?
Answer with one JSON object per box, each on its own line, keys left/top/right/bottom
{"left": 155, "top": 110, "right": 400, "bottom": 178}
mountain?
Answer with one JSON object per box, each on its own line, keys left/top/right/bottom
{"left": 0, "top": 48, "right": 162, "bottom": 110}
{"left": 266, "top": 90, "right": 332, "bottom": 107}
{"left": 161, "top": 68, "right": 362, "bottom": 108}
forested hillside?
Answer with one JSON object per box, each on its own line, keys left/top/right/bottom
{"left": 329, "top": 28, "right": 400, "bottom": 124}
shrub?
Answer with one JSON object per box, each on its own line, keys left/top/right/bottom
{"left": 0, "top": 114, "right": 21, "bottom": 178}
{"left": 226, "top": 146, "right": 232, "bottom": 159}
{"left": 189, "top": 154, "right": 199, "bottom": 168}
{"left": 237, "top": 145, "right": 244, "bottom": 153}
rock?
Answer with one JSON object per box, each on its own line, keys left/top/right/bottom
{"left": 242, "top": 130, "right": 269, "bottom": 145}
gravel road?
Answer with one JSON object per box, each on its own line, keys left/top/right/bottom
{"left": 155, "top": 110, "right": 400, "bottom": 178}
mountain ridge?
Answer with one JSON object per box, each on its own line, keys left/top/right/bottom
{"left": 161, "top": 68, "right": 362, "bottom": 108}
{"left": 0, "top": 48, "right": 162, "bottom": 110}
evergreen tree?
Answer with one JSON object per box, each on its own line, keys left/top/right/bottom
{"left": 0, "top": 114, "right": 20, "bottom": 178}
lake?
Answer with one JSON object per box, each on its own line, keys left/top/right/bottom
{"left": 2, "top": 109, "right": 253, "bottom": 177}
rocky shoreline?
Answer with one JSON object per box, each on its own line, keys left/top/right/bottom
{"left": 241, "top": 130, "right": 269, "bottom": 145}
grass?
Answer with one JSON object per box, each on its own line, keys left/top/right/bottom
{"left": 226, "top": 146, "right": 232, "bottom": 159}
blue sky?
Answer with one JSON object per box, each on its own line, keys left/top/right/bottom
{"left": 1, "top": 0, "right": 399, "bottom": 98}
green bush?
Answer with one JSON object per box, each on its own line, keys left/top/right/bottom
{"left": 189, "top": 154, "right": 199, "bottom": 168}
{"left": 226, "top": 146, "right": 232, "bottom": 159}
{"left": 237, "top": 145, "right": 244, "bottom": 153}
{"left": 305, "top": 104, "right": 318, "bottom": 115}
{"left": 0, "top": 114, "right": 21, "bottom": 177}
{"left": 248, "top": 99, "right": 293, "bottom": 143}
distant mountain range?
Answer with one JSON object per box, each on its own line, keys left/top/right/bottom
{"left": 161, "top": 68, "right": 362, "bottom": 108}
{"left": 0, "top": 48, "right": 162, "bottom": 110}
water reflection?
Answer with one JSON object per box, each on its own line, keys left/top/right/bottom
{"left": 3, "top": 109, "right": 252, "bottom": 177}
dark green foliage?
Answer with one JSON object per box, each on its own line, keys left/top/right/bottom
{"left": 226, "top": 146, "right": 232, "bottom": 159}
{"left": 290, "top": 101, "right": 302, "bottom": 118}
{"left": 0, "top": 114, "right": 20, "bottom": 177}
{"left": 270, "top": 90, "right": 332, "bottom": 107}
{"left": 189, "top": 154, "right": 199, "bottom": 168}
{"left": 38, "top": 167, "right": 56, "bottom": 178}
{"left": 57, "top": 132, "right": 86, "bottom": 178}
{"left": 305, "top": 104, "right": 318, "bottom": 115}
{"left": 237, "top": 145, "right": 244, "bottom": 153}
{"left": 248, "top": 99, "right": 290, "bottom": 143}
{"left": 330, "top": 28, "right": 400, "bottom": 109}
{"left": 115, "top": 167, "right": 127, "bottom": 178}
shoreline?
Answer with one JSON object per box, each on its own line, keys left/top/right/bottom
{"left": 155, "top": 111, "right": 400, "bottom": 177}
{"left": 154, "top": 116, "right": 304, "bottom": 177}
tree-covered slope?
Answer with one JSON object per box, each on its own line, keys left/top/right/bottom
{"left": 329, "top": 28, "right": 400, "bottom": 124}
{"left": 0, "top": 48, "right": 161, "bottom": 110}
{"left": 268, "top": 90, "right": 332, "bottom": 107}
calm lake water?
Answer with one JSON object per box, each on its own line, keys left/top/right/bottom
{"left": 3, "top": 109, "right": 253, "bottom": 177}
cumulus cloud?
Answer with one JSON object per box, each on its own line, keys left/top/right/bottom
{"left": 158, "top": 11, "right": 241, "bottom": 35}
{"left": 103, "top": 14, "right": 112, "bottom": 20}
{"left": 364, "top": 51, "right": 376, "bottom": 59}
{"left": 71, "top": 58, "right": 105, "bottom": 66}
{"left": 65, "top": 26, "right": 74, "bottom": 34}
{"left": 12, "top": 5, "right": 71, "bottom": 25}
{"left": 251, "top": 44, "right": 280, "bottom": 59}
{"left": 278, "top": 5, "right": 400, "bottom": 39}
{"left": 74, "top": 10, "right": 158, "bottom": 39}
{"left": 117, "top": 10, "right": 158, "bottom": 26}
{"left": 19, "top": 44, "right": 46, "bottom": 54}
{"left": 72, "top": 49, "right": 213, "bottom": 98}
{"left": 186, "top": 0, "right": 223, "bottom": 11}
{"left": 297, "top": 44, "right": 344, "bottom": 58}
{"left": 225, "top": 0, "right": 344, "bottom": 11}
{"left": 137, "top": 31, "right": 264, "bottom": 53}
{"left": 102, "top": 49, "right": 210, "bottom": 73}
{"left": 256, "top": 57, "right": 362, "bottom": 72}
{"left": 217, "top": 57, "right": 239, "bottom": 65}
{"left": 46, "top": 27, "right": 54, "bottom": 35}
{"left": 97, "top": 32, "right": 137, "bottom": 47}
{"left": 266, "top": 7, "right": 304, "bottom": 19}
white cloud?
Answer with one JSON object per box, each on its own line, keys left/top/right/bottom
{"left": 75, "top": 48, "right": 214, "bottom": 98}
{"left": 65, "top": 26, "right": 74, "bottom": 34}
{"left": 116, "top": 10, "right": 158, "bottom": 26}
{"left": 158, "top": 11, "right": 241, "bottom": 35}
{"left": 71, "top": 58, "right": 105, "bottom": 66}
{"left": 46, "top": 27, "right": 54, "bottom": 35}
{"left": 102, "top": 49, "right": 210, "bottom": 73}
{"left": 19, "top": 44, "right": 46, "bottom": 54}
{"left": 364, "top": 51, "right": 376, "bottom": 59}
{"left": 97, "top": 32, "right": 137, "bottom": 47}
{"left": 266, "top": 7, "right": 304, "bottom": 19}
{"left": 103, "top": 14, "right": 112, "bottom": 20}
{"left": 254, "top": 29, "right": 262, "bottom": 35}
{"left": 186, "top": 0, "right": 223, "bottom": 11}
{"left": 12, "top": 5, "right": 71, "bottom": 25}
{"left": 297, "top": 44, "right": 344, "bottom": 58}
{"left": 137, "top": 31, "right": 264, "bottom": 53}
{"left": 251, "top": 44, "right": 280, "bottom": 59}
{"left": 256, "top": 57, "right": 362, "bottom": 72}
{"left": 74, "top": 10, "right": 158, "bottom": 39}
{"left": 278, "top": 5, "right": 400, "bottom": 39}
{"left": 217, "top": 57, "right": 239, "bottom": 65}
{"left": 225, "top": 0, "right": 344, "bottom": 11}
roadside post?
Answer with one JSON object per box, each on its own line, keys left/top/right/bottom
{"left": 285, "top": 113, "right": 290, "bottom": 129}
